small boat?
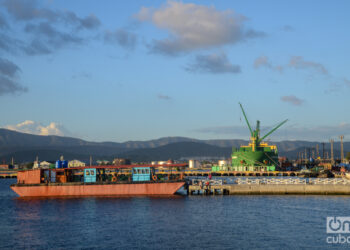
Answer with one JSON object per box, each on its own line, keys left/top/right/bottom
{"left": 11, "top": 164, "right": 187, "bottom": 197}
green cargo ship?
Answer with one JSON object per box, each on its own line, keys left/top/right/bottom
{"left": 232, "top": 103, "right": 287, "bottom": 171}
{"left": 213, "top": 103, "right": 287, "bottom": 172}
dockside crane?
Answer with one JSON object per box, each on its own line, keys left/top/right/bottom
{"left": 239, "top": 102, "right": 288, "bottom": 152}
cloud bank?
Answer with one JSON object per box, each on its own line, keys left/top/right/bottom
{"left": 0, "top": 0, "right": 101, "bottom": 56}
{"left": 0, "top": 57, "right": 27, "bottom": 95}
{"left": 0, "top": 0, "right": 102, "bottom": 95}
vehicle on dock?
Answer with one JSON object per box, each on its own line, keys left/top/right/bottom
{"left": 10, "top": 164, "right": 187, "bottom": 197}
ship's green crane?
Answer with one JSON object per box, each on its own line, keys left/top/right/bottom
{"left": 239, "top": 102, "right": 288, "bottom": 151}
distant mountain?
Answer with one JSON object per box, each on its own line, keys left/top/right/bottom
{"left": 0, "top": 128, "right": 348, "bottom": 163}
{"left": 0, "top": 128, "right": 101, "bottom": 147}
{"left": 117, "top": 142, "right": 231, "bottom": 162}
{"left": 120, "top": 137, "right": 198, "bottom": 149}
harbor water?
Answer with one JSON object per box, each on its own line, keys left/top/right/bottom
{"left": 1, "top": 179, "right": 350, "bottom": 249}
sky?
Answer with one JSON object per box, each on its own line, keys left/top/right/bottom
{"left": 0, "top": 0, "right": 349, "bottom": 142}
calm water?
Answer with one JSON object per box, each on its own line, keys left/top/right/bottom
{"left": 1, "top": 179, "right": 350, "bottom": 249}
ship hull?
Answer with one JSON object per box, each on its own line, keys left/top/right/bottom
{"left": 11, "top": 182, "right": 185, "bottom": 197}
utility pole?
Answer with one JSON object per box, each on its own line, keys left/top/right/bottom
{"left": 340, "top": 135, "right": 344, "bottom": 163}
{"left": 308, "top": 148, "right": 311, "bottom": 162}
{"left": 322, "top": 142, "right": 325, "bottom": 160}
{"left": 301, "top": 152, "right": 304, "bottom": 163}
{"left": 330, "top": 139, "right": 334, "bottom": 165}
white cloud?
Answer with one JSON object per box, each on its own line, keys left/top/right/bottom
{"left": 254, "top": 56, "right": 283, "bottom": 72}
{"left": 3, "top": 120, "right": 70, "bottom": 136}
{"left": 281, "top": 95, "right": 305, "bottom": 106}
{"left": 289, "top": 56, "right": 328, "bottom": 74}
{"left": 136, "top": 1, "right": 264, "bottom": 55}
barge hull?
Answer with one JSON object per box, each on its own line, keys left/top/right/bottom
{"left": 11, "top": 182, "right": 185, "bottom": 197}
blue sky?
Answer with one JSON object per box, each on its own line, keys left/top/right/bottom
{"left": 0, "top": 0, "right": 349, "bottom": 142}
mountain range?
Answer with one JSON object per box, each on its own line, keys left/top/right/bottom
{"left": 0, "top": 128, "right": 348, "bottom": 163}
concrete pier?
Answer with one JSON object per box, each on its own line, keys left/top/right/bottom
{"left": 187, "top": 178, "right": 350, "bottom": 195}
{"left": 188, "top": 184, "right": 350, "bottom": 195}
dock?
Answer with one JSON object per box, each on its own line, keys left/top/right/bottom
{"left": 187, "top": 178, "right": 350, "bottom": 195}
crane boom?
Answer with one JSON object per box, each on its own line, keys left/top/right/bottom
{"left": 239, "top": 102, "right": 253, "bottom": 136}
{"left": 258, "top": 119, "right": 288, "bottom": 143}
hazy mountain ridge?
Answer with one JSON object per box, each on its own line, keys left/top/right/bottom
{"left": 0, "top": 129, "right": 348, "bottom": 163}
{"left": 0, "top": 129, "right": 99, "bottom": 147}
{"left": 117, "top": 142, "right": 232, "bottom": 162}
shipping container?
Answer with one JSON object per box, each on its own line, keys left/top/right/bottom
{"left": 55, "top": 160, "right": 62, "bottom": 169}
{"left": 50, "top": 170, "right": 56, "bottom": 183}
{"left": 62, "top": 160, "right": 68, "bottom": 168}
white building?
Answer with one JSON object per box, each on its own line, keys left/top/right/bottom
{"left": 40, "top": 161, "right": 51, "bottom": 169}
{"left": 33, "top": 161, "right": 51, "bottom": 169}
{"left": 189, "top": 160, "right": 200, "bottom": 169}
{"left": 218, "top": 160, "right": 229, "bottom": 166}
{"left": 68, "top": 160, "right": 86, "bottom": 168}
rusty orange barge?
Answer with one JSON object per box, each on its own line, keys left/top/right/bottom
{"left": 11, "top": 164, "right": 187, "bottom": 197}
